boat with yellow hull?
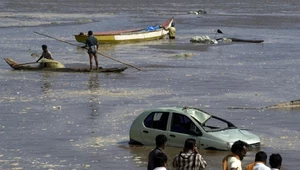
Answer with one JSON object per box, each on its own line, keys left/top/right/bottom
{"left": 74, "top": 17, "right": 174, "bottom": 44}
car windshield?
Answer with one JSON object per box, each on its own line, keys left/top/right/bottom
{"left": 184, "top": 108, "right": 211, "bottom": 124}
{"left": 200, "top": 116, "right": 237, "bottom": 132}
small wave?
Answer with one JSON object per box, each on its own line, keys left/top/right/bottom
{"left": 0, "top": 12, "right": 114, "bottom": 27}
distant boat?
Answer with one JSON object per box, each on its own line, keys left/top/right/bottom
{"left": 4, "top": 58, "right": 127, "bottom": 73}
{"left": 74, "top": 17, "right": 174, "bottom": 44}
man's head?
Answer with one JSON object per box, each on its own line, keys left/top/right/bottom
{"left": 184, "top": 138, "right": 196, "bottom": 150}
{"left": 155, "top": 134, "right": 167, "bottom": 148}
{"left": 171, "top": 23, "right": 175, "bottom": 27}
{"left": 254, "top": 151, "right": 268, "bottom": 163}
{"left": 269, "top": 153, "right": 282, "bottom": 169}
{"left": 41, "top": 44, "right": 47, "bottom": 50}
{"left": 88, "top": 30, "right": 93, "bottom": 36}
{"left": 231, "top": 140, "right": 249, "bottom": 160}
{"left": 153, "top": 152, "right": 167, "bottom": 168}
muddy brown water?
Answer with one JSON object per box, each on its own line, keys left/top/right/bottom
{"left": 0, "top": 0, "right": 300, "bottom": 169}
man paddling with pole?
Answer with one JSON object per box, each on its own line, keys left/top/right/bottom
{"left": 81, "top": 30, "right": 99, "bottom": 70}
{"left": 35, "top": 44, "right": 64, "bottom": 68}
{"left": 36, "top": 44, "right": 53, "bottom": 62}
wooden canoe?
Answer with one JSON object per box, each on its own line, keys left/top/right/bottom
{"left": 228, "top": 38, "right": 264, "bottom": 43}
{"left": 4, "top": 58, "right": 127, "bottom": 73}
{"left": 74, "top": 17, "right": 174, "bottom": 44}
{"left": 216, "top": 38, "right": 264, "bottom": 43}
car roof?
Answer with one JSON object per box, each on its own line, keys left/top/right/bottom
{"left": 145, "top": 106, "right": 212, "bottom": 124}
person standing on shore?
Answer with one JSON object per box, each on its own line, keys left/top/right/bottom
{"left": 222, "top": 140, "right": 249, "bottom": 170}
{"left": 82, "top": 30, "right": 99, "bottom": 70}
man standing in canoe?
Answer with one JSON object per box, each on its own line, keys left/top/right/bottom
{"left": 36, "top": 44, "right": 53, "bottom": 62}
{"left": 82, "top": 30, "right": 99, "bottom": 70}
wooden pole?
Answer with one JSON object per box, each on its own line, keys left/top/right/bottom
{"left": 16, "top": 61, "right": 38, "bottom": 66}
{"left": 33, "top": 31, "right": 141, "bottom": 71}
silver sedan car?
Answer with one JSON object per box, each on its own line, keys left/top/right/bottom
{"left": 129, "top": 106, "right": 260, "bottom": 150}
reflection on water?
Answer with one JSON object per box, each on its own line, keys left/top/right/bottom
{"left": 88, "top": 73, "right": 100, "bottom": 92}
{"left": 88, "top": 73, "right": 100, "bottom": 119}
{"left": 41, "top": 72, "right": 52, "bottom": 93}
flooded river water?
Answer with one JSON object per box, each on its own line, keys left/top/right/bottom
{"left": 0, "top": 0, "right": 300, "bottom": 169}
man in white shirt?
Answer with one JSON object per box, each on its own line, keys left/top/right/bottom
{"left": 253, "top": 162, "right": 271, "bottom": 170}
{"left": 246, "top": 151, "right": 271, "bottom": 170}
{"left": 222, "top": 140, "right": 249, "bottom": 170}
{"left": 253, "top": 151, "right": 271, "bottom": 170}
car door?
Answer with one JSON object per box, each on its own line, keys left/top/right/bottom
{"left": 165, "top": 113, "right": 202, "bottom": 148}
{"left": 140, "top": 111, "right": 170, "bottom": 145}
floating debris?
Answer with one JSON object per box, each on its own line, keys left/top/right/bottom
{"left": 190, "top": 36, "right": 218, "bottom": 44}
{"left": 187, "top": 9, "right": 207, "bottom": 15}
{"left": 228, "top": 99, "right": 300, "bottom": 110}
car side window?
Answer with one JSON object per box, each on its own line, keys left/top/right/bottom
{"left": 143, "top": 112, "right": 169, "bottom": 130}
{"left": 171, "top": 113, "right": 202, "bottom": 135}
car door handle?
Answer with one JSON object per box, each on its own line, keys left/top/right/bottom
{"left": 143, "top": 130, "right": 149, "bottom": 133}
{"left": 170, "top": 134, "right": 176, "bottom": 138}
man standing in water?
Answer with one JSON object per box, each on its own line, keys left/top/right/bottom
{"left": 172, "top": 138, "right": 207, "bottom": 170}
{"left": 162, "top": 22, "right": 176, "bottom": 39}
{"left": 148, "top": 134, "right": 168, "bottom": 170}
{"left": 82, "top": 30, "right": 99, "bottom": 70}
{"left": 222, "top": 140, "right": 249, "bottom": 170}
{"left": 245, "top": 151, "right": 271, "bottom": 170}
{"left": 168, "top": 23, "right": 176, "bottom": 39}
{"left": 269, "top": 153, "right": 282, "bottom": 170}
{"left": 36, "top": 44, "right": 53, "bottom": 62}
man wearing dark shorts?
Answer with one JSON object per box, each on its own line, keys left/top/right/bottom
{"left": 82, "top": 30, "right": 99, "bottom": 70}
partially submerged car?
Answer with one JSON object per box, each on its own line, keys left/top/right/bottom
{"left": 129, "top": 106, "right": 260, "bottom": 150}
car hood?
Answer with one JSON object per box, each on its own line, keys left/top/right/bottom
{"left": 207, "top": 128, "right": 260, "bottom": 144}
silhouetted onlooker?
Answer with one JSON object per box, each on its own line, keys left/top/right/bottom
{"left": 269, "top": 153, "right": 282, "bottom": 170}
{"left": 148, "top": 134, "right": 168, "bottom": 170}
{"left": 153, "top": 152, "right": 168, "bottom": 170}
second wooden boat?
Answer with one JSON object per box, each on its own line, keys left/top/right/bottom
{"left": 74, "top": 17, "right": 174, "bottom": 44}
